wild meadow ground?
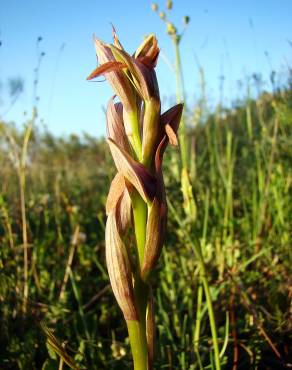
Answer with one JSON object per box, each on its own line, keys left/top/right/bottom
{"left": 0, "top": 75, "right": 291, "bottom": 369}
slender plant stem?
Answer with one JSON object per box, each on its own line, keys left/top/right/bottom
{"left": 128, "top": 190, "right": 149, "bottom": 369}
{"left": 194, "top": 241, "right": 221, "bottom": 369}
{"left": 19, "top": 171, "right": 29, "bottom": 313}
{"left": 131, "top": 192, "right": 147, "bottom": 268}
{"left": 20, "top": 121, "right": 33, "bottom": 314}
{"left": 194, "top": 275, "right": 203, "bottom": 352}
{"left": 125, "top": 106, "right": 150, "bottom": 370}
{"left": 128, "top": 110, "right": 143, "bottom": 161}
{"left": 200, "top": 262, "right": 221, "bottom": 370}
{"left": 194, "top": 241, "right": 221, "bottom": 370}
{"left": 127, "top": 320, "right": 148, "bottom": 370}
{"left": 205, "top": 296, "right": 221, "bottom": 368}
{"left": 168, "top": 199, "right": 221, "bottom": 369}
{"left": 173, "top": 39, "right": 187, "bottom": 168}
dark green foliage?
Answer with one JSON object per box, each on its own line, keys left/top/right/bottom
{"left": 0, "top": 83, "right": 291, "bottom": 369}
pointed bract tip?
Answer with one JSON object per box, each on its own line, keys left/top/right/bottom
{"left": 100, "top": 24, "right": 123, "bottom": 50}
{"left": 86, "top": 61, "right": 126, "bottom": 80}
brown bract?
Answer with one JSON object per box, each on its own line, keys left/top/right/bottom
{"left": 87, "top": 34, "right": 160, "bottom": 106}
{"left": 87, "top": 37, "right": 137, "bottom": 114}
{"left": 134, "top": 34, "right": 160, "bottom": 68}
{"left": 141, "top": 103, "right": 183, "bottom": 279}
{"left": 107, "top": 138, "right": 156, "bottom": 203}
{"left": 106, "top": 209, "right": 138, "bottom": 321}
{"left": 106, "top": 97, "right": 131, "bottom": 152}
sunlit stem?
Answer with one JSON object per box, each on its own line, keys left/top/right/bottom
{"left": 127, "top": 319, "right": 148, "bottom": 370}
{"left": 193, "top": 243, "right": 221, "bottom": 370}
{"left": 20, "top": 112, "right": 35, "bottom": 314}
{"left": 131, "top": 191, "right": 147, "bottom": 268}
{"left": 142, "top": 98, "right": 161, "bottom": 169}
{"left": 128, "top": 110, "right": 143, "bottom": 161}
{"left": 173, "top": 37, "right": 187, "bottom": 169}
{"left": 168, "top": 199, "right": 221, "bottom": 369}
{"left": 127, "top": 112, "right": 150, "bottom": 370}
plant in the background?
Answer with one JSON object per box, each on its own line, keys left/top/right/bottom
{"left": 151, "top": 0, "right": 197, "bottom": 222}
{"left": 0, "top": 37, "right": 45, "bottom": 314}
{"left": 151, "top": 3, "right": 222, "bottom": 369}
{"left": 87, "top": 31, "right": 183, "bottom": 369}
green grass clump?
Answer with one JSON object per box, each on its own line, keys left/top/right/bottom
{"left": 0, "top": 71, "right": 291, "bottom": 369}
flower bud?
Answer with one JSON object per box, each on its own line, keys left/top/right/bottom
{"left": 151, "top": 3, "right": 158, "bottom": 11}
{"left": 106, "top": 98, "right": 131, "bottom": 152}
{"left": 135, "top": 34, "right": 160, "bottom": 68}
{"left": 87, "top": 38, "right": 137, "bottom": 116}
{"left": 142, "top": 97, "right": 161, "bottom": 168}
{"left": 110, "top": 45, "right": 160, "bottom": 102}
{"left": 141, "top": 139, "right": 166, "bottom": 279}
{"left": 166, "top": 0, "right": 173, "bottom": 10}
{"left": 115, "top": 187, "right": 132, "bottom": 233}
{"left": 166, "top": 22, "right": 177, "bottom": 36}
{"left": 107, "top": 138, "right": 156, "bottom": 203}
{"left": 106, "top": 210, "right": 138, "bottom": 320}
{"left": 141, "top": 196, "right": 166, "bottom": 280}
{"left": 106, "top": 172, "right": 126, "bottom": 215}
{"left": 183, "top": 15, "right": 190, "bottom": 26}
{"left": 159, "top": 11, "right": 166, "bottom": 20}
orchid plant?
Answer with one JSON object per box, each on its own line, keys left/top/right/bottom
{"left": 88, "top": 29, "right": 182, "bottom": 370}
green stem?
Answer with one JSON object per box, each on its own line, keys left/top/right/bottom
{"left": 200, "top": 262, "right": 221, "bottom": 370}
{"left": 173, "top": 38, "right": 197, "bottom": 222}
{"left": 173, "top": 39, "right": 187, "bottom": 169}
{"left": 187, "top": 235, "right": 221, "bottom": 369}
{"left": 128, "top": 110, "right": 143, "bottom": 161}
{"left": 168, "top": 199, "right": 220, "bottom": 369}
{"left": 192, "top": 241, "right": 221, "bottom": 369}
{"left": 128, "top": 191, "right": 149, "bottom": 369}
{"left": 173, "top": 38, "right": 185, "bottom": 104}
{"left": 127, "top": 320, "right": 148, "bottom": 370}
{"left": 126, "top": 110, "right": 151, "bottom": 369}
{"left": 141, "top": 98, "right": 161, "bottom": 169}
{"left": 194, "top": 275, "right": 203, "bottom": 352}
{"left": 131, "top": 192, "right": 147, "bottom": 268}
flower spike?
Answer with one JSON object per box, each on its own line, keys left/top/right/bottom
{"left": 88, "top": 31, "right": 183, "bottom": 369}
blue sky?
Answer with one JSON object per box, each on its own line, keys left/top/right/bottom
{"left": 0, "top": 0, "right": 291, "bottom": 137}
